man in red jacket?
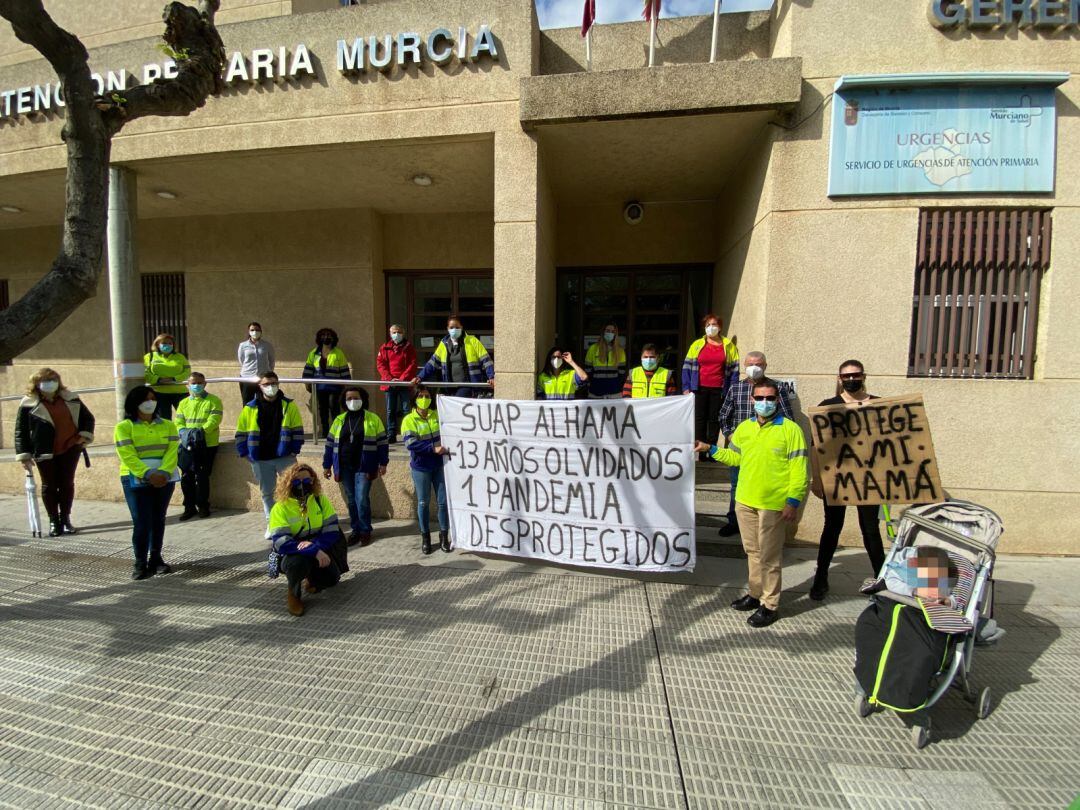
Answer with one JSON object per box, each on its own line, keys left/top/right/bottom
{"left": 376, "top": 324, "right": 418, "bottom": 443}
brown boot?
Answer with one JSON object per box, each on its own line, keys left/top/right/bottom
{"left": 303, "top": 578, "right": 319, "bottom": 594}
{"left": 286, "top": 591, "right": 304, "bottom": 616}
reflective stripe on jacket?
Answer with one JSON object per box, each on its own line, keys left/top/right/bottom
{"left": 418, "top": 333, "right": 494, "bottom": 384}
{"left": 268, "top": 494, "right": 339, "bottom": 555}
{"left": 144, "top": 351, "right": 192, "bottom": 394}
{"left": 302, "top": 347, "right": 351, "bottom": 393}
{"left": 710, "top": 415, "right": 809, "bottom": 511}
{"left": 114, "top": 417, "right": 180, "bottom": 479}
{"left": 175, "top": 393, "right": 224, "bottom": 447}
{"left": 235, "top": 397, "right": 305, "bottom": 461}
{"left": 628, "top": 366, "right": 671, "bottom": 399}
{"left": 402, "top": 408, "right": 442, "bottom": 472}
{"left": 536, "top": 369, "right": 582, "bottom": 400}
{"left": 584, "top": 342, "right": 627, "bottom": 397}
{"left": 323, "top": 410, "right": 388, "bottom": 479}
{"left": 681, "top": 336, "right": 739, "bottom": 393}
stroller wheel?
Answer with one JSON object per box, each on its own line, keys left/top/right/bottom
{"left": 976, "top": 687, "right": 993, "bottom": 719}
{"left": 912, "top": 721, "right": 931, "bottom": 750}
{"left": 854, "top": 693, "right": 873, "bottom": 718}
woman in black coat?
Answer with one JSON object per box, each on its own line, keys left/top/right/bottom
{"left": 14, "top": 368, "right": 95, "bottom": 536}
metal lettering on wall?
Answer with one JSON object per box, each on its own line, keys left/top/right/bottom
{"left": 828, "top": 83, "right": 1058, "bottom": 196}
{"left": 0, "top": 24, "right": 500, "bottom": 121}
{"left": 930, "top": 0, "right": 1080, "bottom": 29}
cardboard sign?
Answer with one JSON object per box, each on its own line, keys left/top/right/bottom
{"left": 439, "top": 396, "right": 696, "bottom": 572}
{"left": 807, "top": 394, "right": 943, "bottom": 506}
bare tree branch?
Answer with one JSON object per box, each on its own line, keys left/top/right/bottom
{"left": 0, "top": 1, "right": 225, "bottom": 363}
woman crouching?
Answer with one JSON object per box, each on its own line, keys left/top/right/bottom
{"left": 269, "top": 462, "right": 346, "bottom": 616}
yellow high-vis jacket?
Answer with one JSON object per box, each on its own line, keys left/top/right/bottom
{"left": 709, "top": 415, "right": 809, "bottom": 511}
{"left": 114, "top": 417, "right": 180, "bottom": 480}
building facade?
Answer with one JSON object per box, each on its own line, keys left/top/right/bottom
{"left": 1, "top": 0, "right": 1076, "bottom": 553}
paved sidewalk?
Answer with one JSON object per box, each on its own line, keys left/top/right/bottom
{"left": 0, "top": 495, "right": 1076, "bottom": 809}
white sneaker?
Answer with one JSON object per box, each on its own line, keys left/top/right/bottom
{"left": 264, "top": 528, "right": 272, "bottom": 540}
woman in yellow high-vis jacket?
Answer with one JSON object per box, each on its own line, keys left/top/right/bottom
{"left": 143, "top": 333, "right": 191, "bottom": 419}
{"left": 115, "top": 385, "right": 180, "bottom": 581}
{"left": 302, "top": 327, "right": 351, "bottom": 439}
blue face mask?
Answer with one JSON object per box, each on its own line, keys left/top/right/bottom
{"left": 159, "top": 344, "right": 173, "bottom": 354}
{"left": 753, "top": 400, "right": 778, "bottom": 418}
{"left": 448, "top": 327, "right": 463, "bottom": 340}
{"left": 641, "top": 357, "right": 658, "bottom": 371}
{"left": 189, "top": 384, "right": 204, "bottom": 395}
{"left": 390, "top": 332, "right": 404, "bottom": 344}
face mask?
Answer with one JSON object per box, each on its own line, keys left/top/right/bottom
{"left": 641, "top": 357, "right": 658, "bottom": 371}
{"left": 551, "top": 357, "right": 563, "bottom": 370}
{"left": 189, "top": 384, "right": 205, "bottom": 395}
{"left": 704, "top": 325, "right": 720, "bottom": 338}
{"left": 746, "top": 365, "right": 764, "bottom": 381}
{"left": 390, "top": 332, "right": 404, "bottom": 344}
{"left": 290, "top": 477, "right": 314, "bottom": 500}
{"left": 260, "top": 384, "right": 279, "bottom": 398}
{"left": 319, "top": 337, "right": 333, "bottom": 347}
{"left": 345, "top": 399, "right": 363, "bottom": 412}
{"left": 38, "top": 380, "right": 59, "bottom": 395}
{"left": 249, "top": 330, "right": 261, "bottom": 340}
{"left": 416, "top": 396, "right": 432, "bottom": 410}
{"left": 448, "top": 327, "right": 462, "bottom": 340}
{"left": 138, "top": 400, "right": 158, "bottom": 415}
{"left": 603, "top": 331, "right": 616, "bottom": 343}
{"left": 842, "top": 378, "right": 864, "bottom": 393}
{"left": 753, "top": 400, "right": 777, "bottom": 418}
{"left": 159, "top": 344, "right": 173, "bottom": 354}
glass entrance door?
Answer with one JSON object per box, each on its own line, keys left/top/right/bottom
{"left": 387, "top": 272, "right": 495, "bottom": 365}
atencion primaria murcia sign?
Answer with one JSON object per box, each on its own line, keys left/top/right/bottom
{"left": 827, "top": 81, "right": 1058, "bottom": 196}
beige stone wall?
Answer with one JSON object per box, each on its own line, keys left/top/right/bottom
{"left": 556, "top": 202, "right": 716, "bottom": 267}
{"left": 383, "top": 212, "right": 493, "bottom": 270}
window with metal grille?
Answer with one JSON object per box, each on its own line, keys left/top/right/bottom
{"left": 141, "top": 274, "right": 188, "bottom": 354}
{"left": 909, "top": 209, "right": 1050, "bottom": 380}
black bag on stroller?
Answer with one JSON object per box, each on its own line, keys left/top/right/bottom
{"left": 854, "top": 599, "right": 953, "bottom": 712}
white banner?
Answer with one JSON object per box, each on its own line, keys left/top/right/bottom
{"left": 439, "top": 396, "right": 696, "bottom": 573}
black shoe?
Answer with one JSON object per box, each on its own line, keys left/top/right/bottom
{"left": 809, "top": 580, "right": 829, "bottom": 601}
{"left": 422, "top": 533, "right": 433, "bottom": 555}
{"left": 748, "top": 606, "right": 779, "bottom": 628}
{"left": 197, "top": 507, "right": 211, "bottom": 518}
{"left": 387, "top": 435, "right": 398, "bottom": 445}
{"left": 731, "top": 594, "right": 761, "bottom": 612}
{"left": 151, "top": 560, "right": 172, "bottom": 576}
{"left": 347, "top": 531, "right": 362, "bottom": 547}
{"left": 131, "top": 564, "right": 151, "bottom": 581}
{"left": 178, "top": 508, "right": 198, "bottom": 522}
{"left": 60, "top": 516, "right": 78, "bottom": 535}
{"left": 48, "top": 519, "right": 63, "bottom": 537}
{"left": 439, "top": 531, "right": 451, "bottom": 553}
{"left": 718, "top": 521, "right": 740, "bottom": 538}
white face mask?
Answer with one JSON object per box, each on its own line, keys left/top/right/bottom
{"left": 38, "top": 380, "right": 59, "bottom": 395}
{"left": 551, "top": 357, "right": 563, "bottom": 370}
{"left": 138, "top": 400, "right": 158, "bottom": 415}
{"left": 746, "top": 365, "right": 764, "bottom": 380}
{"left": 260, "top": 384, "right": 279, "bottom": 398}
{"left": 705, "top": 325, "right": 720, "bottom": 338}
{"left": 249, "top": 330, "right": 261, "bottom": 340}
{"left": 346, "top": 399, "right": 363, "bottom": 412}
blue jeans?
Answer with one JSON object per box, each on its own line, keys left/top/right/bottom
{"left": 727, "top": 466, "right": 739, "bottom": 522}
{"left": 121, "top": 477, "right": 175, "bottom": 566}
{"left": 250, "top": 456, "right": 296, "bottom": 520}
{"left": 385, "top": 388, "right": 410, "bottom": 438}
{"left": 340, "top": 465, "right": 373, "bottom": 533}
{"left": 411, "top": 466, "right": 448, "bottom": 534}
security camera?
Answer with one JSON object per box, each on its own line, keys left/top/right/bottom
{"left": 623, "top": 201, "right": 644, "bottom": 225}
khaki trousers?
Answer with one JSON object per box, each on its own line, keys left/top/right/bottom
{"left": 735, "top": 502, "right": 787, "bottom": 611}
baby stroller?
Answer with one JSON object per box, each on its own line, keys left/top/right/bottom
{"left": 853, "top": 499, "right": 1004, "bottom": 749}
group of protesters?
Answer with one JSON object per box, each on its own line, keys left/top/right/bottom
{"left": 14, "top": 312, "right": 884, "bottom": 624}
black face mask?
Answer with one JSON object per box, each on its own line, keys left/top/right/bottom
{"left": 319, "top": 338, "right": 333, "bottom": 347}
{"left": 842, "top": 379, "right": 864, "bottom": 393}
{"left": 290, "top": 478, "right": 314, "bottom": 500}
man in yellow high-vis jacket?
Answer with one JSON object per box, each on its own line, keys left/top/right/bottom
{"left": 696, "top": 377, "right": 809, "bottom": 628}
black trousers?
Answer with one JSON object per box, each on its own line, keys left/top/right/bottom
{"left": 239, "top": 382, "right": 260, "bottom": 406}
{"left": 36, "top": 446, "right": 81, "bottom": 520}
{"left": 281, "top": 553, "right": 341, "bottom": 598}
{"left": 316, "top": 390, "right": 341, "bottom": 438}
{"left": 153, "top": 392, "right": 187, "bottom": 419}
{"left": 179, "top": 445, "right": 218, "bottom": 511}
{"left": 816, "top": 503, "right": 886, "bottom": 581}
{"left": 694, "top": 386, "right": 725, "bottom": 444}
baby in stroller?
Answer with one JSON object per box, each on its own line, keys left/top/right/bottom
{"left": 852, "top": 500, "right": 1003, "bottom": 749}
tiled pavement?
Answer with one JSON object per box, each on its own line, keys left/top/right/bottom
{"left": 0, "top": 495, "right": 1077, "bottom": 809}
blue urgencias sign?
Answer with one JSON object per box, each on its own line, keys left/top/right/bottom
{"left": 828, "top": 82, "right": 1058, "bottom": 196}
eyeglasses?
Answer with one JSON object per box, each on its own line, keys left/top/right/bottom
{"left": 752, "top": 395, "right": 778, "bottom": 402}
{"left": 839, "top": 373, "right": 865, "bottom": 380}
{"left": 291, "top": 478, "right": 313, "bottom": 487}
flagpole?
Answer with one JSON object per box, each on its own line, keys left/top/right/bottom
{"left": 710, "top": 0, "right": 721, "bottom": 63}
{"left": 586, "top": 27, "right": 593, "bottom": 71}
{"left": 648, "top": 14, "right": 657, "bottom": 67}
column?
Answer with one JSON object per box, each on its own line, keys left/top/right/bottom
{"left": 107, "top": 166, "right": 145, "bottom": 421}
{"left": 493, "top": 128, "right": 556, "bottom": 400}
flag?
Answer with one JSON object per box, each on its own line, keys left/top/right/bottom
{"left": 582, "top": 0, "right": 596, "bottom": 37}
{"left": 643, "top": 0, "right": 661, "bottom": 21}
